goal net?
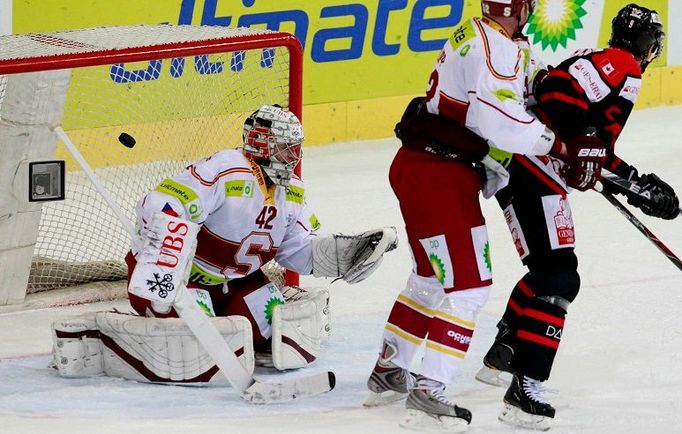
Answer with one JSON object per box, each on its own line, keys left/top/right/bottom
{"left": 0, "top": 25, "right": 301, "bottom": 307}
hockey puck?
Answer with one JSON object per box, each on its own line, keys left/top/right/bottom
{"left": 118, "top": 132, "right": 136, "bottom": 148}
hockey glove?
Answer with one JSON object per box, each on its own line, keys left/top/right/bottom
{"left": 627, "top": 173, "right": 680, "bottom": 220}
{"left": 562, "top": 128, "right": 607, "bottom": 192}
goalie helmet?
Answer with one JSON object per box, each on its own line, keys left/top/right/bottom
{"left": 610, "top": 3, "right": 664, "bottom": 71}
{"left": 242, "top": 105, "right": 303, "bottom": 187}
{"left": 481, "top": 0, "right": 535, "bottom": 18}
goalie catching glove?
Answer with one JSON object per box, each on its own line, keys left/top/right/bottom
{"left": 312, "top": 227, "right": 398, "bottom": 284}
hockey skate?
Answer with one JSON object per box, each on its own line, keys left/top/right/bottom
{"left": 498, "top": 374, "right": 556, "bottom": 431}
{"left": 475, "top": 320, "right": 514, "bottom": 387}
{"left": 400, "top": 376, "right": 472, "bottom": 432}
{"left": 255, "top": 351, "right": 274, "bottom": 368}
{"left": 364, "top": 340, "right": 414, "bottom": 407}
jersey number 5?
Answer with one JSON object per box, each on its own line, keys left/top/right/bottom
{"left": 227, "top": 232, "right": 275, "bottom": 276}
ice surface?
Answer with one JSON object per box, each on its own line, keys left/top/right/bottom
{"left": 1, "top": 105, "right": 681, "bottom": 433}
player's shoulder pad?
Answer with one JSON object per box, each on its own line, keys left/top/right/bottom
{"left": 213, "top": 148, "right": 251, "bottom": 167}
{"left": 448, "top": 18, "right": 478, "bottom": 52}
{"left": 472, "top": 18, "right": 523, "bottom": 80}
{"left": 188, "top": 148, "right": 253, "bottom": 186}
{"left": 589, "top": 47, "right": 642, "bottom": 87}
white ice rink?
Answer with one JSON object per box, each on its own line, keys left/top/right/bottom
{"left": 1, "top": 105, "right": 681, "bottom": 434}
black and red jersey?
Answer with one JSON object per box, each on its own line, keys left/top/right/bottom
{"left": 533, "top": 47, "right": 642, "bottom": 178}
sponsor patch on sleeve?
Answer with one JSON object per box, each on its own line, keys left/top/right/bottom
{"left": 225, "top": 179, "right": 255, "bottom": 198}
{"left": 449, "top": 22, "right": 476, "bottom": 51}
{"left": 619, "top": 76, "right": 641, "bottom": 103}
{"left": 285, "top": 185, "right": 305, "bottom": 204}
{"left": 309, "top": 214, "right": 321, "bottom": 231}
{"left": 155, "top": 178, "right": 202, "bottom": 220}
{"left": 568, "top": 58, "right": 611, "bottom": 103}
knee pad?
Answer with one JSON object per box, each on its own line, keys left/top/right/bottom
{"left": 527, "top": 249, "right": 580, "bottom": 305}
{"left": 441, "top": 285, "right": 491, "bottom": 316}
{"left": 402, "top": 273, "right": 446, "bottom": 310}
{"left": 437, "top": 285, "right": 491, "bottom": 332}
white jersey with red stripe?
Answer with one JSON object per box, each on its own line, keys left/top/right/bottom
{"left": 425, "top": 17, "right": 556, "bottom": 160}
{"left": 133, "top": 149, "right": 321, "bottom": 286}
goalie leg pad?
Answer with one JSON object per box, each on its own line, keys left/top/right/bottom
{"left": 52, "top": 312, "right": 104, "bottom": 377}
{"left": 311, "top": 227, "right": 398, "bottom": 284}
{"left": 272, "top": 288, "right": 330, "bottom": 370}
{"left": 52, "top": 312, "right": 254, "bottom": 384}
{"left": 281, "top": 285, "right": 331, "bottom": 337}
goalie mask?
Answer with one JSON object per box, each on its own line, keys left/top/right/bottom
{"left": 610, "top": 3, "right": 664, "bottom": 72}
{"left": 243, "top": 105, "right": 303, "bottom": 187}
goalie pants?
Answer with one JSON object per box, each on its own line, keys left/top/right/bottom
{"left": 381, "top": 147, "right": 492, "bottom": 384}
{"left": 125, "top": 252, "right": 276, "bottom": 351}
{"left": 495, "top": 156, "right": 580, "bottom": 381}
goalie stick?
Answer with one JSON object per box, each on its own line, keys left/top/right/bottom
{"left": 594, "top": 173, "right": 682, "bottom": 272}
{"left": 53, "top": 126, "right": 335, "bottom": 403}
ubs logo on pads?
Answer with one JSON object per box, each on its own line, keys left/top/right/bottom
{"left": 129, "top": 213, "right": 200, "bottom": 304}
{"left": 145, "top": 273, "right": 175, "bottom": 299}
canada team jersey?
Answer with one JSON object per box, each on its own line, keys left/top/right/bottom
{"left": 133, "top": 149, "right": 321, "bottom": 285}
{"left": 425, "top": 17, "right": 555, "bottom": 159}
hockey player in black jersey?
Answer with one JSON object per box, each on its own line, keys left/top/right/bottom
{"left": 475, "top": 3, "right": 679, "bottom": 430}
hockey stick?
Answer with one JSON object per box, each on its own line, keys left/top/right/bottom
{"left": 594, "top": 180, "right": 682, "bottom": 272}
{"left": 53, "top": 126, "right": 335, "bottom": 403}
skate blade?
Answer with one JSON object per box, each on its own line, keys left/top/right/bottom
{"left": 363, "top": 390, "right": 407, "bottom": 407}
{"left": 498, "top": 403, "right": 551, "bottom": 431}
{"left": 475, "top": 365, "right": 512, "bottom": 388}
{"left": 399, "top": 409, "right": 469, "bottom": 433}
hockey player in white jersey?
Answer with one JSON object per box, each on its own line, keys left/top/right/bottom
{"left": 52, "top": 105, "right": 397, "bottom": 384}
{"left": 365, "top": 0, "right": 606, "bottom": 431}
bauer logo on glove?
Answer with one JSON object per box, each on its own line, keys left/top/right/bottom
{"left": 129, "top": 212, "right": 200, "bottom": 304}
{"left": 577, "top": 147, "right": 606, "bottom": 158}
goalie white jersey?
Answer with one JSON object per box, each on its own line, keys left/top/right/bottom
{"left": 134, "top": 149, "right": 321, "bottom": 285}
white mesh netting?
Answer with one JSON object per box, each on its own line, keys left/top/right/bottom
{"left": 0, "top": 25, "right": 298, "bottom": 295}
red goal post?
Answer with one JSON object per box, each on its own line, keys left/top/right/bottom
{"left": 0, "top": 25, "right": 302, "bottom": 307}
